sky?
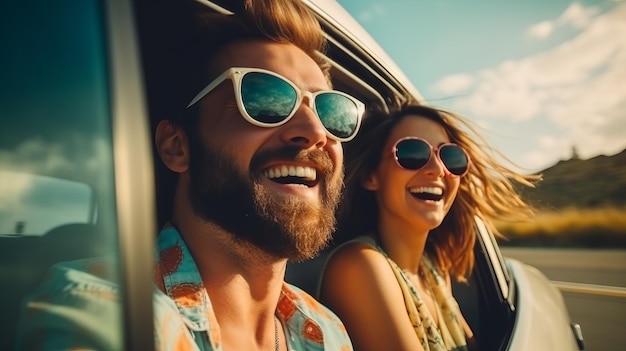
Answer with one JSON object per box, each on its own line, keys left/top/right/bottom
{"left": 337, "top": 0, "right": 626, "bottom": 173}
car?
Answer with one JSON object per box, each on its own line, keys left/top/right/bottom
{"left": 0, "top": 0, "right": 584, "bottom": 350}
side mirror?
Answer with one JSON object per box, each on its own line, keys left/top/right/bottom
{"left": 0, "top": 171, "right": 98, "bottom": 236}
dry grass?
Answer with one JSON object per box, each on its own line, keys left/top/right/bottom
{"left": 495, "top": 207, "right": 626, "bottom": 247}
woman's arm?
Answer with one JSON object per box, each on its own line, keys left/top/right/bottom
{"left": 319, "top": 243, "right": 425, "bottom": 351}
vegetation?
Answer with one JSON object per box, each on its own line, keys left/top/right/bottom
{"left": 496, "top": 148, "right": 626, "bottom": 248}
{"left": 496, "top": 207, "right": 626, "bottom": 248}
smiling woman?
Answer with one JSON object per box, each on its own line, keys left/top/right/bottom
{"left": 315, "top": 102, "right": 538, "bottom": 351}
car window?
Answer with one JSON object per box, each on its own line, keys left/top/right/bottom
{"left": 0, "top": 1, "right": 123, "bottom": 349}
{"left": 475, "top": 217, "right": 511, "bottom": 299}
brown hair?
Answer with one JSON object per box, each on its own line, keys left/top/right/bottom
{"left": 142, "top": 0, "right": 330, "bottom": 227}
{"left": 146, "top": 0, "right": 329, "bottom": 125}
{"left": 337, "top": 100, "right": 540, "bottom": 281}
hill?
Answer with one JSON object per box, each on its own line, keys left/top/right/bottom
{"left": 520, "top": 148, "right": 626, "bottom": 210}
{"left": 497, "top": 148, "right": 626, "bottom": 248}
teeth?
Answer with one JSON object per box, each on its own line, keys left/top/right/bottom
{"left": 264, "top": 165, "right": 317, "bottom": 181}
{"left": 409, "top": 186, "right": 443, "bottom": 195}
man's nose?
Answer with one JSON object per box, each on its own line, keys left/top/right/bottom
{"left": 278, "top": 95, "right": 328, "bottom": 148}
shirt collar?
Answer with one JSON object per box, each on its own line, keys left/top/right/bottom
{"left": 154, "top": 225, "right": 213, "bottom": 331}
{"left": 153, "top": 225, "right": 327, "bottom": 347}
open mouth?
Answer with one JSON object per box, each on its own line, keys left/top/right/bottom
{"left": 263, "top": 165, "right": 318, "bottom": 187}
{"left": 409, "top": 186, "right": 444, "bottom": 201}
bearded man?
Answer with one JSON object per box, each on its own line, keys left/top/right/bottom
{"left": 14, "top": 0, "right": 364, "bottom": 349}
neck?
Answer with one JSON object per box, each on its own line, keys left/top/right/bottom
{"left": 172, "top": 205, "right": 287, "bottom": 350}
{"left": 377, "top": 217, "right": 429, "bottom": 273}
{"left": 178, "top": 217, "right": 288, "bottom": 307}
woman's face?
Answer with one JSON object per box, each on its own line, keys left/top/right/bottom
{"left": 362, "top": 115, "right": 461, "bottom": 232}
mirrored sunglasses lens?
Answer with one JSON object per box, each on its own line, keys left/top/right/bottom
{"left": 396, "top": 139, "right": 430, "bottom": 170}
{"left": 315, "top": 93, "right": 359, "bottom": 139}
{"left": 241, "top": 72, "right": 297, "bottom": 124}
{"left": 440, "top": 145, "right": 469, "bottom": 175}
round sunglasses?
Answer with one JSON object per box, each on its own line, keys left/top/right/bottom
{"left": 186, "top": 67, "right": 365, "bottom": 142}
{"left": 392, "top": 137, "right": 470, "bottom": 176}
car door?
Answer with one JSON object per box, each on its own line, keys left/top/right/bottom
{"left": 0, "top": 0, "right": 155, "bottom": 349}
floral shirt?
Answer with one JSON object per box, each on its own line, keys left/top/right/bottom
{"left": 15, "top": 226, "right": 353, "bottom": 351}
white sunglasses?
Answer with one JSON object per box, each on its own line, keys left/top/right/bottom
{"left": 186, "top": 67, "right": 365, "bottom": 142}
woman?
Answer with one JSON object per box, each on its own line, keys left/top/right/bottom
{"left": 318, "top": 101, "right": 538, "bottom": 351}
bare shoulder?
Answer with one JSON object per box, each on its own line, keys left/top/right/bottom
{"left": 322, "top": 241, "right": 393, "bottom": 288}
{"left": 319, "top": 240, "right": 406, "bottom": 324}
{"left": 319, "top": 242, "right": 424, "bottom": 350}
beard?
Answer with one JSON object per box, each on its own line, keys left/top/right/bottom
{"left": 187, "top": 137, "right": 343, "bottom": 261}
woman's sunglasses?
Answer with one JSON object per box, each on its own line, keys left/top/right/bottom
{"left": 392, "top": 137, "right": 470, "bottom": 176}
{"left": 186, "top": 67, "right": 365, "bottom": 142}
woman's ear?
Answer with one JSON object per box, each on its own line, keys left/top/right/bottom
{"left": 155, "top": 120, "right": 189, "bottom": 173}
{"left": 360, "top": 172, "right": 379, "bottom": 191}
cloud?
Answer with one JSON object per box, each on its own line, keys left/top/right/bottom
{"left": 450, "top": 59, "right": 543, "bottom": 122}
{"left": 560, "top": 3, "right": 599, "bottom": 28}
{"left": 431, "top": 3, "right": 626, "bottom": 168}
{"left": 431, "top": 73, "right": 474, "bottom": 95}
{"left": 528, "top": 21, "right": 555, "bottom": 39}
{"left": 354, "top": 3, "right": 387, "bottom": 22}
{"left": 527, "top": 3, "right": 599, "bottom": 39}
{"left": 0, "top": 135, "right": 111, "bottom": 192}
{"left": 0, "top": 171, "right": 32, "bottom": 211}
{"left": 520, "top": 135, "right": 572, "bottom": 170}
{"left": 0, "top": 170, "right": 96, "bottom": 235}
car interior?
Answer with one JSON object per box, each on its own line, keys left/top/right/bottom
{"left": 0, "top": 0, "right": 517, "bottom": 350}
{"left": 0, "top": 1, "right": 119, "bottom": 348}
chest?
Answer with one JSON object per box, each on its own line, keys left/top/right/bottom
{"left": 408, "top": 273, "right": 441, "bottom": 329}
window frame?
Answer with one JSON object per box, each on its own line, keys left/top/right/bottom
{"left": 106, "top": 0, "right": 156, "bottom": 349}
{"left": 470, "top": 218, "right": 517, "bottom": 350}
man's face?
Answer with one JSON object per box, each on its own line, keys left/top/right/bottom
{"left": 187, "top": 41, "right": 344, "bottom": 260}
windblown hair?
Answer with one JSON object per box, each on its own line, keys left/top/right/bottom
{"left": 337, "top": 100, "right": 541, "bottom": 281}
{"left": 143, "top": 0, "right": 329, "bottom": 227}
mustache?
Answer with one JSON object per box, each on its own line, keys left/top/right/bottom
{"left": 250, "top": 146, "right": 335, "bottom": 177}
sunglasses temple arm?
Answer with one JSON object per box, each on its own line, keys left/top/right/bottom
{"left": 186, "top": 70, "right": 232, "bottom": 108}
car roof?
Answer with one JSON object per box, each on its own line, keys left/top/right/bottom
{"left": 197, "top": 0, "right": 423, "bottom": 111}
{"left": 304, "top": 0, "right": 423, "bottom": 102}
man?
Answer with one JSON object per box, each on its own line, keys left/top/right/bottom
{"left": 15, "top": 0, "right": 363, "bottom": 350}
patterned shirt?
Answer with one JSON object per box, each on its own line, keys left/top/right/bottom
{"left": 15, "top": 226, "right": 353, "bottom": 351}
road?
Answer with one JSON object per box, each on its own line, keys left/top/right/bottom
{"left": 501, "top": 248, "right": 626, "bottom": 351}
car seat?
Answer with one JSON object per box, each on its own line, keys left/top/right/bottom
{"left": 0, "top": 223, "right": 106, "bottom": 350}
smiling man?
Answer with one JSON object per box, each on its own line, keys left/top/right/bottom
{"left": 168, "top": 43, "right": 348, "bottom": 262}
{"left": 149, "top": 0, "right": 362, "bottom": 349}
{"left": 14, "top": 0, "right": 361, "bottom": 350}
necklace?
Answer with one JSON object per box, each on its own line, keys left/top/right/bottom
{"left": 274, "top": 315, "right": 279, "bottom": 351}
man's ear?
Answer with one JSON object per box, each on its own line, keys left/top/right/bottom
{"left": 155, "top": 120, "right": 189, "bottom": 173}
{"left": 360, "top": 172, "right": 379, "bottom": 191}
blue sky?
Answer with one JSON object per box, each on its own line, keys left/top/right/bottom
{"left": 337, "top": 0, "right": 626, "bottom": 173}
